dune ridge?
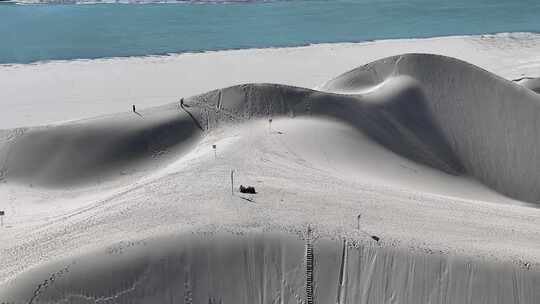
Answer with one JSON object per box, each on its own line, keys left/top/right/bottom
{"left": 2, "top": 54, "right": 540, "bottom": 204}
{"left": 181, "top": 54, "right": 540, "bottom": 204}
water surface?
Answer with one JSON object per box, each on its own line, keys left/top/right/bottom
{"left": 1, "top": 0, "right": 539, "bottom": 64}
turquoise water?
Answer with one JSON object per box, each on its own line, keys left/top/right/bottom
{"left": 1, "top": 0, "right": 539, "bottom": 64}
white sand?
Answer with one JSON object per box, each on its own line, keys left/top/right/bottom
{"left": 1, "top": 32, "right": 540, "bottom": 129}
{"left": 1, "top": 33, "right": 540, "bottom": 302}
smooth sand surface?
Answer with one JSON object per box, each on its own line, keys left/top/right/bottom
{"left": 0, "top": 104, "right": 201, "bottom": 187}
{"left": 1, "top": 32, "right": 540, "bottom": 129}
{"left": 2, "top": 34, "right": 540, "bottom": 303}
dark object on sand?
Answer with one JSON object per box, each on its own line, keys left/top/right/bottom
{"left": 239, "top": 185, "right": 256, "bottom": 194}
{"left": 180, "top": 98, "right": 184, "bottom": 107}
{"left": 231, "top": 170, "right": 234, "bottom": 195}
{"left": 132, "top": 105, "right": 136, "bottom": 112}
{"left": 371, "top": 235, "right": 380, "bottom": 242}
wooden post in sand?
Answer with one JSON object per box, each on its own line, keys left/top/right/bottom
{"left": 305, "top": 225, "right": 314, "bottom": 304}
{"left": 0, "top": 210, "right": 4, "bottom": 227}
{"left": 230, "top": 170, "right": 235, "bottom": 195}
{"left": 268, "top": 118, "right": 273, "bottom": 133}
{"left": 212, "top": 144, "right": 217, "bottom": 159}
{"left": 356, "top": 214, "right": 361, "bottom": 230}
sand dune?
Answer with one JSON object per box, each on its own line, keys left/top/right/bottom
{"left": 175, "top": 54, "right": 540, "bottom": 204}
{"left": 322, "top": 54, "right": 540, "bottom": 204}
{"left": 2, "top": 53, "right": 540, "bottom": 303}
{"left": 2, "top": 232, "right": 539, "bottom": 304}
{"left": 1, "top": 54, "right": 538, "bottom": 199}
{"left": 0, "top": 104, "right": 202, "bottom": 187}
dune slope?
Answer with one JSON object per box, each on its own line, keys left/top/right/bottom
{"left": 181, "top": 54, "right": 540, "bottom": 204}
{"left": 2, "top": 233, "right": 539, "bottom": 304}
{"left": 0, "top": 104, "right": 202, "bottom": 187}
{"left": 322, "top": 54, "right": 540, "bottom": 204}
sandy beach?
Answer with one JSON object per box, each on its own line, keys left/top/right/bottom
{"left": 1, "top": 32, "right": 540, "bottom": 129}
{"left": 2, "top": 33, "right": 540, "bottom": 303}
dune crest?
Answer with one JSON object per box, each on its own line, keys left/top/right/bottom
{"left": 515, "top": 76, "right": 540, "bottom": 94}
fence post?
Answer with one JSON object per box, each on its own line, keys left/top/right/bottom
{"left": 230, "top": 170, "right": 235, "bottom": 195}
{"left": 306, "top": 226, "right": 314, "bottom": 304}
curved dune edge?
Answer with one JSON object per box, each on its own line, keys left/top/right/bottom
{"left": 317, "top": 54, "right": 540, "bottom": 203}
{"left": 1, "top": 232, "right": 539, "bottom": 304}
{"left": 2, "top": 54, "right": 540, "bottom": 205}
{"left": 514, "top": 76, "right": 540, "bottom": 94}
{"left": 0, "top": 104, "right": 203, "bottom": 187}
